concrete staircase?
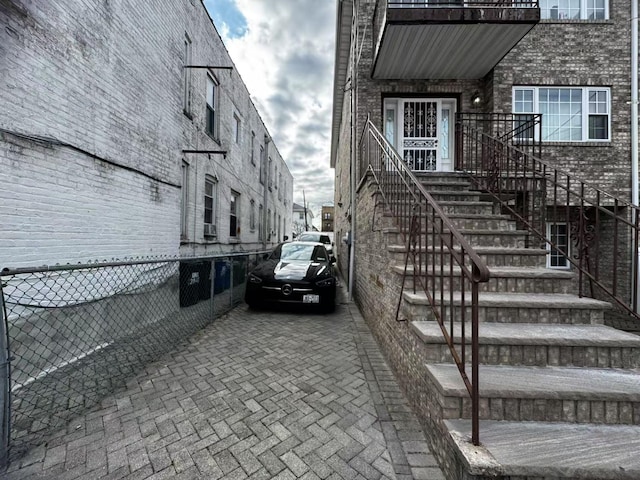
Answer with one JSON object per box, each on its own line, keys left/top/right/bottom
{"left": 386, "top": 173, "right": 640, "bottom": 479}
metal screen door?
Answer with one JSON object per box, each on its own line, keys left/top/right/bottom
{"left": 402, "top": 100, "right": 438, "bottom": 172}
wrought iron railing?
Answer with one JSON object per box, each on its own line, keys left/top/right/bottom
{"left": 359, "top": 118, "right": 490, "bottom": 445}
{"left": 456, "top": 113, "right": 640, "bottom": 321}
{"left": 0, "top": 252, "right": 265, "bottom": 463}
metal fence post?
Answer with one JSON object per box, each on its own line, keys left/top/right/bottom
{"left": 0, "top": 280, "right": 11, "bottom": 467}
{"left": 210, "top": 259, "right": 216, "bottom": 319}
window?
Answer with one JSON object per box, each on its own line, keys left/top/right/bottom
{"left": 547, "top": 223, "right": 570, "bottom": 268}
{"left": 258, "top": 204, "right": 263, "bottom": 241}
{"left": 278, "top": 172, "right": 282, "bottom": 200}
{"left": 540, "top": 0, "right": 607, "bottom": 19}
{"left": 259, "top": 145, "right": 265, "bottom": 184}
{"left": 230, "top": 190, "right": 240, "bottom": 237}
{"left": 267, "top": 209, "right": 271, "bottom": 239}
{"left": 204, "top": 177, "right": 217, "bottom": 238}
{"left": 268, "top": 157, "right": 273, "bottom": 189}
{"left": 250, "top": 199, "right": 256, "bottom": 231}
{"left": 278, "top": 214, "right": 281, "bottom": 242}
{"left": 183, "top": 34, "right": 192, "bottom": 115}
{"left": 513, "top": 87, "right": 610, "bottom": 142}
{"left": 251, "top": 131, "right": 256, "bottom": 165}
{"left": 233, "top": 113, "right": 241, "bottom": 144}
{"left": 206, "top": 74, "right": 218, "bottom": 139}
{"left": 181, "top": 161, "right": 189, "bottom": 238}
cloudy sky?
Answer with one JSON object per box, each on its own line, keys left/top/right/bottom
{"left": 203, "top": 0, "right": 337, "bottom": 224}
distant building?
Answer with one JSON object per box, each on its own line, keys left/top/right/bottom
{"left": 292, "top": 203, "right": 314, "bottom": 237}
{"left": 0, "top": 1, "right": 293, "bottom": 268}
{"left": 321, "top": 206, "right": 334, "bottom": 233}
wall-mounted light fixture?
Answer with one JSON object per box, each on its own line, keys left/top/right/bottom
{"left": 472, "top": 92, "right": 482, "bottom": 108}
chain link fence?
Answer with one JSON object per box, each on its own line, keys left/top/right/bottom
{"left": 0, "top": 252, "right": 265, "bottom": 464}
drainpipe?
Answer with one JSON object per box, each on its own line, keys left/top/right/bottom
{"left": 632, "top": 0, "right": 639, "bottom": 311}
{"left": 348, "top": 0, "right": 358, "bottom": 301}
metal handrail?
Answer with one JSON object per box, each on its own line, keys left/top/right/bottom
{"left": 456, "top": 113, "right": 640, "bottom": 321}
{"left": 359, "top": 118, "right": 489, "bottom": 445}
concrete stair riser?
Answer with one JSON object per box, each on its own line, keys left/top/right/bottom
{"left": 386, "top": 231, "right": 529, "bottom": 248}
{"left": 404, "top": 302, "right": 605, "bottom": 325}
{"left": 440, "top": 395, "right": 640, "bottom": 425}
{"left": 399, "top": 272, "right": 576, "bottom": 294}
{"left": 388, "top": 247, "right": 549, "bottom": 268}
{"left": 422, "top": 343, "right": 640, "bottom": 369}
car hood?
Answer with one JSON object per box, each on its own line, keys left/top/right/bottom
{"left": 254, "top": 260, "right": 328, "bottom": 282}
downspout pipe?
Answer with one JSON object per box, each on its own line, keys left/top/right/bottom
{"left": 632, "top": 0, "right": 639, "bottom": 311}
{"left": 348, "top": 1, "right": 357, "bottom": 301}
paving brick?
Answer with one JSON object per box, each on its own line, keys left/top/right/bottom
{"left": 3, "top": 297, "right": 444, "bottom": 479}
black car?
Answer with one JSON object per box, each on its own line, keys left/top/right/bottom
{"left": 245, "top": 241, "right": 337, "bottom": 312}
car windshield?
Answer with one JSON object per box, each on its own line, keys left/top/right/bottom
{"left": 298, "top": 233, "right": 331, "bottom": 244}
{"left": 278, "top": 243, "right": 327, "bottom": 262}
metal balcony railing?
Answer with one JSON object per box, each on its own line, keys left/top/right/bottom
{"left": 359, "top": 118, "right": 490, "bottom": 446}
{"left": 456, "top": 113, "right": 640, "bottom": 321}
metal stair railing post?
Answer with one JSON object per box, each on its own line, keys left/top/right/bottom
{"left": 359, "top": 118, "right": 490, "bottom": 445}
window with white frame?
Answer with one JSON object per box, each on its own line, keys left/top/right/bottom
{"left": 233, "top": 113, "right": 241, "bottom": 144}
{"left": 513, "top": 87, "right": 610, "bottom": 142}
{"left": 181, "top": 161, "right": 189, "bottom": 238}
{"left": 547, "top": 222, "right": 570, "bottom": 268}
{"left": 540, "top": 0, "right": 607, "bottom": 19}
{"left": 183, "top": 34, "right": 192, "bottom": 115}
{"left": 251, "top": 131, "right": 256, "bottom": 165}
{"left": 250, "top": 199, "right": 256, "bottom": 231}
{"left": 206, "top": 74, "right": 218, "bottom": 140}
{"left": 259, "top": 145, "right": 265, "bottom": 184}
{"left": 204, "top": 177, "right": 217, "bottom": 238}
{"left": 230, "top": 190, "right": 240, "bottom": 237}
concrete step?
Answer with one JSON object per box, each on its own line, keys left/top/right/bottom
{"left": 445, "top": 419, "right": 640, "bottom": 480}
{"left": 388, "top": 245, "right": 548, "bottom": 268}
{"left": 414, "top": 172, "right": 470, "bottom": 184}
{"left": 403, "top": 291, "right": 610, "bottom": 324}
{"left": 411, "top": 321, "right": 640, "bottom": 367}
{"left": 446, "top": 213, "right": 517, "bottom": 231}
{"left": 438, "top": 201, "right": 496, "bottom": 216}
{"left": 395, "top": 265, "right": 575, "bottom": 294}
{"left": 427, "top": 363, "right": 640, "bottom": 424}
{"left": 419, "top": 181, "right": 474, "bottom": 192}
{"left": 423, "top": 190, "right": 485, "bottom": 202}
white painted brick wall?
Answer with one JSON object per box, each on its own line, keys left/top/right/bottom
{"left": 0, "top": 0, "right": 293, "bottom": 269}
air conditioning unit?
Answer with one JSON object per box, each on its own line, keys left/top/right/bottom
{"left": 204, "top": 223, "right": 217, "bottom": 237}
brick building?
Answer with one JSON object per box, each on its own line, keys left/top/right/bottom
{"left": 0, "top": 0, "right": 293, "bottom": 269}
{"left": 321, "top": 205, "right": 334, "bottom": 233}
{"left": 331, "top": 0, "right": 640, "bottom": 478}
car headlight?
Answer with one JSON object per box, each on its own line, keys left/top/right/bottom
{"left": 248, "top": 273, "right": 263, "bottom": 284}
{"left": 316, "top": 278, "right": 335, "bottom": 287}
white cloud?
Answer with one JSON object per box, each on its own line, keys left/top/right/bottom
{"left": 210, "top": 0, "right": 337, "bottom": 222}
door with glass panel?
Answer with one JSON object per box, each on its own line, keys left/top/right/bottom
{"left": 383, "top": 98, "right": 456, "bottom": 172}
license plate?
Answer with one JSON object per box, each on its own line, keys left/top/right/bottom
{"left": 303, "top": 294, "right": 320, "bottom": 304}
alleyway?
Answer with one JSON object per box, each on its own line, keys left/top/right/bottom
{"left": 2, "top": 287, "right": 446, "bottom": 480}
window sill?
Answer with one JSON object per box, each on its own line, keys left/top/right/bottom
{"left": 183, "top": 110, "right": 193, "bottom": 121}
{"left": 539, "top": 19, "right": 612, "bottom": 24}
{"left": 205, "top": 130, "right": 220, "bottom": 145}
{"left": 541, "top": 141, "right": 611, "bottom": 147}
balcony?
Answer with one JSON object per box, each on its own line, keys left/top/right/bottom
{"left": 372, "top": 0, "right": 540, "bottom": 80}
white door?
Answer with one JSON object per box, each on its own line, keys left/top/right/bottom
{"left": 384, "top": 98, "right": 455, "bottom": 172}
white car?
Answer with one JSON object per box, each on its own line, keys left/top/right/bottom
{"left": 296, "top": 232, "right": 334, "bottom": 256}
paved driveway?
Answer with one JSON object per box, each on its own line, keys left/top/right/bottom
{"left": 2, "top": 289, "right": 445, "bottom": 480}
